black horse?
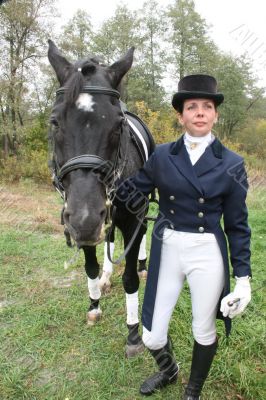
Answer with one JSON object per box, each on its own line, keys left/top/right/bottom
{"left": 48, "top": 40, "right": 153, "bottom": 357}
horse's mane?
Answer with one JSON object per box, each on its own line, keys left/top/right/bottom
{"left": 64, "top": 56, "right": 104, "bottom": 106}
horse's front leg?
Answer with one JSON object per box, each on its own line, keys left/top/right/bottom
{"left": 99, "top": 227, "right": 115, "bottom": 293}
{"left": 121, "top": 223, "right": 146, "bottom": 358}
{"left": 100, "top": 229, "right": 148, "bottom": 294}
{"left": 138, "top": 232, "right": 148, "bottom": 279}
{"left": 83, "top": 246, "right": 102, "bottom": 326}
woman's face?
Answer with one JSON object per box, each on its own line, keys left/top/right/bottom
{"left": 177, "top": 98, "right": 218, "bottom": 137}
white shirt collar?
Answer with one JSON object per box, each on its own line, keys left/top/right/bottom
{"left": 184, "top": 131, "right": 213, "bottom": 145}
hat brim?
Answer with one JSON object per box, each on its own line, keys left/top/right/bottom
{"left": 172, "top": 91, "right": 224, "bottom": 110}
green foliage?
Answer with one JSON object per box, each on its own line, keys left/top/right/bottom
{"left": 24, "top": 114, "right": 49, "bottom": 152}
{"left": 134, "top": 101, "right": 178, "bottom": 144}
{"left": 129, "top": 0, "right": 167, "bottom": 110}
{"left": 0, "top": 0, "right": 57, "bottom": 155}
{"left": 0, "top": 149, "right": 50, "bottom": 184}
{"left": 0, "top": 112, "right": 50, "bottom": 183}
{"left": 0, "top": 0, "right": 265, "bottom": 175}
{"left": 91, "top": 5, "right": 143, "bottom": 105}
{"left": 167, "top": 0, "right": 217, "bottom": 78}
{"left": 59, "top": 9, "right": 93, "bottom": 60}
{"left": 237, "top": 119, "right": 266, "bottom": 159}
{"left": 92, "top": 5, "right": 141, "bottom": 63}
{"left": 214, "top": 54, "right": 260, "bottom": 139}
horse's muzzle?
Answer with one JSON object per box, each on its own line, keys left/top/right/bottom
{"left": 66, "top": 221, "right": 106, "bottom": 248}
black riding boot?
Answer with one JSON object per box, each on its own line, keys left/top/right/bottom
{"left": 140, "top": 338, "right": 179, "bottom": 396}
{"left": 183, "top": 339, "right": 218, "bottom": 400}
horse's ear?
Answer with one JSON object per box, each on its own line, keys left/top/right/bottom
{"left": 109, "top": 47, "right": 135, "bottom": 87}
{"left": 48, "top": 39, "right": 73, "bottom": 86}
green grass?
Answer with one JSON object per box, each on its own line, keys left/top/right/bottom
{"left": 0, "top": 182, "right": 265, "bottom": 399}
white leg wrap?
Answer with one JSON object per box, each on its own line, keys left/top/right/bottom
{"left": 103, "top": 242, "right": 114, "bottom": 274}
{"left": 138, "top": 234, "right": 147, "bottom": 261}
{"left": 87, "top": 277, "right": 101, "bottom": 300}
{"left": 126, "top": 291, "right": 139, "bottom": 325}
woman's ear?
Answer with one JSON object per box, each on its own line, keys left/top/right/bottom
{"left": 177, "top": 111, "right": 183, "bottom": 125}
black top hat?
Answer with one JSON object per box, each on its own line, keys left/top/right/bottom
{"left": 172, "top": 74, "right": 224, "bottom": 111}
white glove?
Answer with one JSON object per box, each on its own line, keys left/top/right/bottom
{"left": 220, "top": 276, "right": 251, "bottom": 319}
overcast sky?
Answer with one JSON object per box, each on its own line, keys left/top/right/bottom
{"left": 56, "top": 0, "right": 266, "bottom": 87}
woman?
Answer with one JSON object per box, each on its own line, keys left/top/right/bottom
{"left": 115, "top": 74, "right": 252, "bottom": 399}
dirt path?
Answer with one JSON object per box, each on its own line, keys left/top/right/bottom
{"left": 0, "top": 182, "right": 63, "bottom": 234}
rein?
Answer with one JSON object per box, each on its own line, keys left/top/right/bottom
{"left": 106, "top": 199, "right": 149, "bottom": 265}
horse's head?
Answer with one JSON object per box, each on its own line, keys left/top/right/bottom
{"left": 48, "top": 40, "right": 134, "bottom": 247}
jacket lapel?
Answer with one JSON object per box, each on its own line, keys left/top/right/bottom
{"left": 168, "top": 136, "right": 203, "bottom": 194}
{"left": 193, "top": 138, "right": 223, "bottom": 177}
{"left": 168, "top": 136, "right": 224, "bottom": 193}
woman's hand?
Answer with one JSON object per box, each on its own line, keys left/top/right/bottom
{"left": 220, "top": 276, "right": 251, "bottom": 318}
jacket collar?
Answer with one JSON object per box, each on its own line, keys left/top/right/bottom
{"left": 170, "top": 134, "right": 223, "bottom": 158}
{"left": 168, "top": 135, "right": 223, "bottom": 193}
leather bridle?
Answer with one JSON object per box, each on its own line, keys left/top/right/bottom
{"left": 51, "top": 85, "right": 124, "bottom": 199}
{"left": 50, "top": 84, "right": 148, "bottom": 264}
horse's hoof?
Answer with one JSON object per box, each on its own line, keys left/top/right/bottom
{"left": 86, "top": 308, "right": 102, "bottom": 326}
{"left": 125, "top": 341, "right": 145, "bottom": 358}
{"left": 138, "top": 269, "right": 148, "bottom": 279}
{"left": 99, "top": 271, "right": 112, "bottom": 294}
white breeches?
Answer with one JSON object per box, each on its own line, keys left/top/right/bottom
{"left": 142, "top": 229, "right": 225, "bottom": 349}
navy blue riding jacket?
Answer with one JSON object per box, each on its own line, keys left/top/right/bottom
{"left": 115, "top": 135, "right": 251, "bottom": 335}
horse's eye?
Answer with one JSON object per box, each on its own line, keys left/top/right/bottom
{"left": 50, "top": 117, "right": 59, "bottom": 128}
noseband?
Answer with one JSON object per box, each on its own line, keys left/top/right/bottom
{"left": 51, "top": 86, "right": 124, "bottom": 198}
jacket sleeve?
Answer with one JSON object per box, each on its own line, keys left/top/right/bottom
{"left": 114, "top": 151, "right": 156, "bottom": 207}
{"left": 223, "top": 161, "right": 251, "bottom": 278}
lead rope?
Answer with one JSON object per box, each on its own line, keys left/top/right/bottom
{"left": 106, "top": 198, "right": 149, "bottom": 265}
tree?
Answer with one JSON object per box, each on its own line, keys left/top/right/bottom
{"left": 92, "top": 5, "right": 143, "bottom": 103}
{"left": 59, "top": 9, "right": 93, "bottom": 60}
{"left": 167, "top": 0, "right": 217, "bottom": 79}
{"left": 128, "top": 0, "right": 167, "bottom": 110}
{"left": 214, "top": 54, "right": 264, "bottom": 139}
{"left": 0, "top": 0, "right": 57, "bottom": 156}
{"left": 92, "top": 5, "right": 140, "bottom": 63}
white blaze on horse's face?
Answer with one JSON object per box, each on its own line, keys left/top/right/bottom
{"left": 76, "top": 93, "right": 95, "bottom": 112}
{"left": 80, "top": 207, "right": 90, "bottom": 224}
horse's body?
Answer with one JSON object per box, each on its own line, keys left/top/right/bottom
{"left": 48, "top": 40, "right": 152, "bottom": 356}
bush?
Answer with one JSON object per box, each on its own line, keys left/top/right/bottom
{"left": 134, "top": 101, "right": 179, "bottom": 144}
{"left": 237, "top": 119, "right": 266, "bottom": 159}
{"left": 0, "top": 149, "right": 51, "bottom": 184}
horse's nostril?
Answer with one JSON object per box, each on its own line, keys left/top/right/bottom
{"left": 100, "top": 209, "right": 106, "bottom": 219}
{"left": 64, "top": 210, "right": 71, "bottom": 223}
